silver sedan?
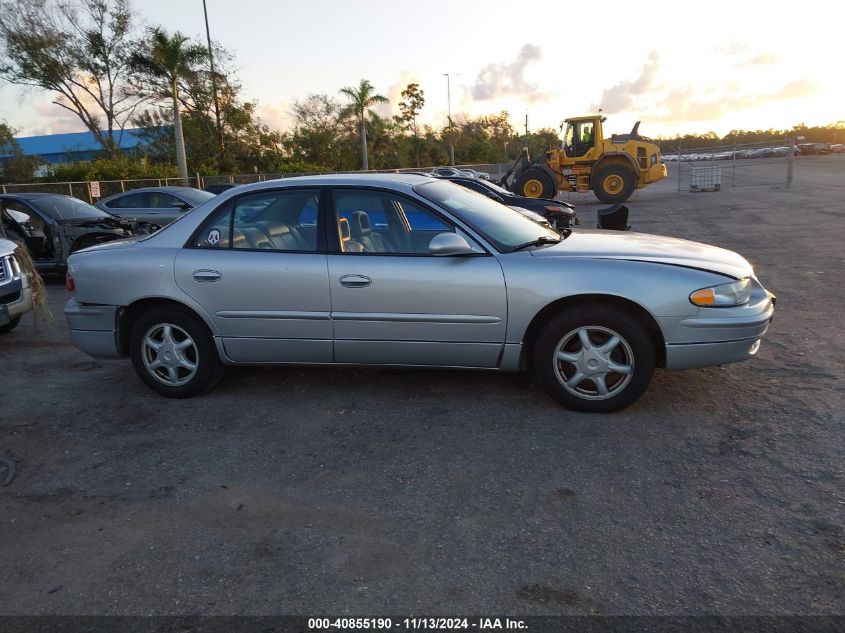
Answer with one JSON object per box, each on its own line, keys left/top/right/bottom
{"left": 96, "top": 186, "right": 215, "bottom": 225}
{"left": 65, "top": 174, "right": 775, "bottom": 412}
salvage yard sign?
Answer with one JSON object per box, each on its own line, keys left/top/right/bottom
{"left": 89, "top": 181, "right": 101, "bottom": 199}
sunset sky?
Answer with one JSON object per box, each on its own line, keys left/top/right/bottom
{"left": 1, "top": 0, "right": 842, "bottom": 140}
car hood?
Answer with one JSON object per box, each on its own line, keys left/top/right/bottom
{"left": 57, "top": 216, "right": 126, "bottom": 230}
{"left": 507, "top": 195, "right": 574, "bottom": 209}
{"left": 507, "top": 206, "right": 549, "bottom": 224}
{"left": 530, "top": 229, "right": 752, "bottom": 279}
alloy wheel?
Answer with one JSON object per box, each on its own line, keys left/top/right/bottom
{"left": 141, "top": 323, "right": 199, "bottom": 387}
{"left": 553, "top": 325, "right": 634, "bottom": 400}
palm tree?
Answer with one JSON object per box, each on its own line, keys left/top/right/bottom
{"left": 131, "top": 28, "right": 208, "bottom": 180}
{"left": 339, "top": 79, "right": 388, "bottom": 170}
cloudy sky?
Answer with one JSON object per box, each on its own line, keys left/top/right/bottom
{"left": 1, "top": 0, "right": 842, "bottom": 139}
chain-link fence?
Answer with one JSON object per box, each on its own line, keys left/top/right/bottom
{"left": 0, "top": 176, "right": 198, "bottom": 203}
{"left": 664, "top": 139, "right": 796, "bottom": 192}
{"left": 202, "top": 163, "right": 511, "bottom": 186}
{"left": 0, "top": 164, "right": 511, "bottom": 203}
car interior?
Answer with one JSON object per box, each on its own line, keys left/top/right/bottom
{"left": 1, "top": 200, "right": 51, "bottom": 260}
{"left": 333, "top": 191, "right": 453, "bottom": 255}
{"left": 196, "top": 190, "right": 319, "bottom": 251}
{"left": 194, "top": 188, "right": 457, "bottom": 255}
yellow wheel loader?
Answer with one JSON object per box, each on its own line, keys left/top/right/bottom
{"left": 501, "top": 116, "right": 668, "bottom": 203}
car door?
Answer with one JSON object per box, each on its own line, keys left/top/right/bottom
{"left": 1, "top": 199, "right": 52, "bottom": 261}
{"left": 146, "top": 191, "right": 187, "bottom": 224}
{"left": 327, "top": 187, "right": 508, "bottom": 368}
{"left": 174, "top": 187, "right": 333, "bottom": 364}
{"left": 103, "top": 191, "right": 153, "bottom": 223}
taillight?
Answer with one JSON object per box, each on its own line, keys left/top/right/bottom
{"left": 65, "top": 272, "right": 75, "bottom": 292}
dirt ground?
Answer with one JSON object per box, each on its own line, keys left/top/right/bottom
{"left": 1, "top": 156, "right": 843, "bottom": 616}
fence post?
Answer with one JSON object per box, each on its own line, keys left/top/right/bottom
{"left": 786, "top": 135, "right": 794, "bottom": 188}
{"left": 732, "top": 141, "right": 737, "bottom": 188}
{"left": 677, "top": 144, "right": 682, "bottom": 192}
{"left": 1, "top": 185, "right": 5, "bottom": 194}
{"left": 120, "top": 180, "right": 125, "bottom": 192}
{"left": 68, "top": 182, "right": 73, "bottom": 197}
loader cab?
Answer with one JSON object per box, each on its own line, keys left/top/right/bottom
{"left": 562, "top": 117, "right": 603, "bottom": 158}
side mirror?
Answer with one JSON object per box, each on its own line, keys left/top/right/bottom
{"left": 429, "top": 232, "right": 475, "bottom": 256}
{"left": 171, "top": 201, "right": 192, "bottom": 210}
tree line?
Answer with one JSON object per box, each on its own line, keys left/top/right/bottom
{"left": 654, "top": 123, "right": 845, "bottom": 152}
{"left": 0, "top": 0, "right": 559, "bottom": 183}
{"left": 1, "top": 0, "right": 842, "bottom": 185}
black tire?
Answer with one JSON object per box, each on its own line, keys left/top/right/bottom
{"left": 129, "top": 306, "right": 224, "bottom": 398}
{"left": 0, "top": 315, "right": 21, "bottom": 334}
{"left": 593, "top": 163, "right": 636, "bottom": 204}
{"left": 533, "top": 304, "right": 655, "bottom": 413}
{"left": 514, "top": 166, "right": 557, "bottom": 198}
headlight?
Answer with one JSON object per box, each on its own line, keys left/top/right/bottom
{"left": 690, "top": 278, "right": 752, "bottom": 307}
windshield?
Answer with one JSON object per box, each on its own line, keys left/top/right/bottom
{"left": 415, "top": 181, "right": 559, "bottom": 251}
{"left": 177, "top": 189, "right": 216, "bottom": 206}
{"left": 34, "top": 196, "right": 114, "bottom": 221}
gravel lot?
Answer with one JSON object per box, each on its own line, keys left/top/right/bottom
{"left": 1, "top": 156, "right": 843, "bottom": 616}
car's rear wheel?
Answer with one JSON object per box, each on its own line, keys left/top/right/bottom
{"left": 130, "top": 306, "right": 223, "bottom": 398}
{"left": 534, "top": 304, "right": 655, "bottom": 412}
{"left": 0, "top": 315, "right": 21, "bottom": 334}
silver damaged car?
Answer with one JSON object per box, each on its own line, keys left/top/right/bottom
{"left": 64, "top": 174, "right": 775, "bottom": 412}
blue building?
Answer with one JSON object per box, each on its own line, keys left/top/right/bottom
{"left": 0, "top": 128, "right": 147, "bottom": 165}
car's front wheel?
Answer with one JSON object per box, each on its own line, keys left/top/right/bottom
{"left": 129, "top": 306, "right": 223, "bottom": 398}
{"left": 534, "top": 305, "right": 655, "bottom": 412}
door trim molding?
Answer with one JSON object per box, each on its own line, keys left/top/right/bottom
{"left": 331, "top": 311, "right": 501, "bottom": 324}
{"left": 215, "top": 310, "right": 331, "bottom": 320}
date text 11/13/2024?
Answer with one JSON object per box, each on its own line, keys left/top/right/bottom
{"left": 308, "top": 617, "right": 528, "bottom": 630}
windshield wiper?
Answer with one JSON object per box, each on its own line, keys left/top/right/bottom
{"left": 511, "top": 235, "right": 562, "bottom": 252}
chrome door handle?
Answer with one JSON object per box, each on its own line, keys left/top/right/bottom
{"left": 193, "top": 269, "right": 222, "bottom": 282}
{"left": 339, "top": 274, "right": 372, "bottom": 288}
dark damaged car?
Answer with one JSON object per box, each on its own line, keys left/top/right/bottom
{"left": 0, "top": 193, "right": 156, "bottom": 274}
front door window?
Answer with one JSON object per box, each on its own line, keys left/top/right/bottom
{"left": 332, "top": 189, "right": 454, "bottom": 255}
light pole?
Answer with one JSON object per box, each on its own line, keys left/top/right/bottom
{"left": 202, "top": 0, "right": 224, "bottom": 159}
{"left": 443, "top": 73, "right": 455, "bottom": 166}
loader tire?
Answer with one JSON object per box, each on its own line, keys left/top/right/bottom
{"left": 515, "top": 167, "right": 557, "bottom": 199}
{"left": 593, "top": 163, "right": 635, "bottom": 203}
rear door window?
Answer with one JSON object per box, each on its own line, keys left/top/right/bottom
{"left": 192, "top": 189, "right": 321, "bottom": 252}
{"left": 106, "top": 192, "right": 147, "bottom": 208}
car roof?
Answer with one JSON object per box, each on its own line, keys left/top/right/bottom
{"left": 220, "top": 172, "right": 438, "bottom": 192}
{"left": 106, "top": 186, "right": 203, "bottom": 195}
{"left": 0, "top": 192, "right": 75, "bottom": 200}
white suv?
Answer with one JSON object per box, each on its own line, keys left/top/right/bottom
{"left": 0, "top": 239, "right": 35, "bottom": 334}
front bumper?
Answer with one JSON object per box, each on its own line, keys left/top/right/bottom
{"left": 1, "top": 276, "right": 34, "bottom": 321}
{"left": 64, "top": 297, "right": 122, "bottom": 358}
{"left": 662, "top": 281, "right": 775, "bottom": 370}
{"left": 665, "top": 336, "right": 765, "bottom": 370}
